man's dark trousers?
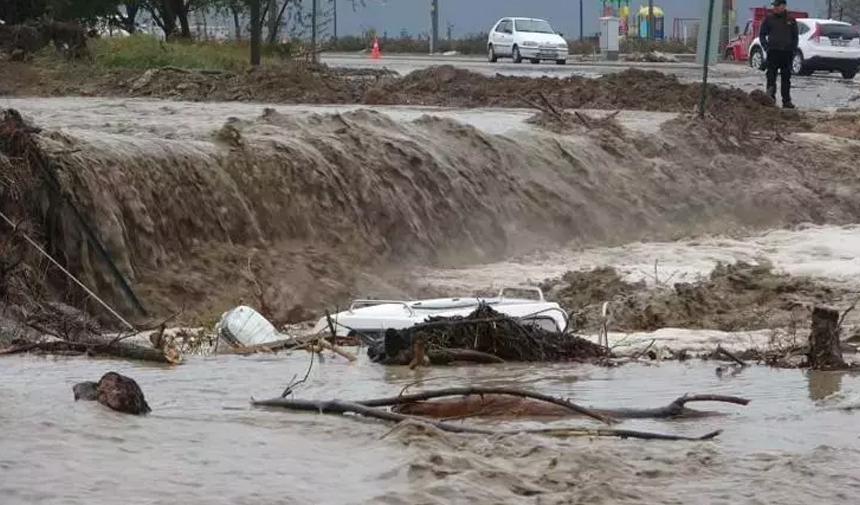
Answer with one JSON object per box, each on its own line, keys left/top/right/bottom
{"left": 766, "top": 49, "right": 793, "bottom": 104}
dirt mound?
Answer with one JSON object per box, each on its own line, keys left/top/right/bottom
{"left": 3, "top": 105, "right": 860, "bottom": 329}
{"left": 121, "top": 62, "right": 388, "bottom": 103}
{"left": 0, "top": 61, "right": 795, "bottom": 131}
{"left": 368, "top": 66, "right": 794, "bottom": 130}
{"left": 808, "top": 111, "right": 860, "bottom": 139}
{"left": 544, "top": 261, "right": 850, "bottom": 333}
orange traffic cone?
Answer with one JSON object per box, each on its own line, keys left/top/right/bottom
{"left": 371, "top": 37, "right": 381, "bottom": 60}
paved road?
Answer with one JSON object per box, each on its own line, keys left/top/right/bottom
{"left": 320, "top": 52, "right": 860, "bottom": 110}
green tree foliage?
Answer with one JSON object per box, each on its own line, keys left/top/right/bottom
{"left": 0, "top": 0, "right": 50, "bottom": 24}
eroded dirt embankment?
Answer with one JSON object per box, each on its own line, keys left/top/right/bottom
{"left": 540, "top": 261, "right": 858, "bottom": 334}
{"left": 0, "top": 61, "right": 794, "bottom": 130}
{"left": 2, "top": 104, "right": 860, "bottom": 333}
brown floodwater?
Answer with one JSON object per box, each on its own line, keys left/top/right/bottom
{"left": 1, "top": 351, "right": 859, "bottom": 505}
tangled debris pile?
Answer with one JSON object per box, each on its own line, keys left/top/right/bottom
{"left": 368, "top": 304, "right": 607, "bottom": 366}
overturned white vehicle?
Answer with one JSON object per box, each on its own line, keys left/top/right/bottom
{"left": 311, "top": 286, "right": 570, "bottom": 344}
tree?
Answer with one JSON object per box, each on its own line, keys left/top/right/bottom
{"left": 142, "top": 0, "right": 211, "bottom": 39}
{"left": 113, "top": 1, "right": 143, "bottom": 33}
{"left": 0, "top": 0, "right": 124, "bottom": 25}
{"left": 832, "top": 0, "right": 860, "bottom": 22}
{"left": 0, "top": 0, "right": 50, "bottom": 24}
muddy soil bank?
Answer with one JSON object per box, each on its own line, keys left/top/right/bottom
{"left": 542, "top": 261, "right": 859, "bottom": 335}
{"left": 2, "top": 104, "right": 860, "bottom": 335}
{"left": 0, "top": 61, "right": 795, "bottom": 129}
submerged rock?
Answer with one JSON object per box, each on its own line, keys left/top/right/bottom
{"left": 72, "top": 381, "right": 99, "bottom": 401}
{"left": 72, "top": 371, "right": 151, "bottom": 415}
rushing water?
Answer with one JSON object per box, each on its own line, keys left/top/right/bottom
{"left": 2, "top": 351, "right": 859, "bottom": 505}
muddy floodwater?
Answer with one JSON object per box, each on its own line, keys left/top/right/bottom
{"left": 2, "top": 353, "right": 859, "bottom": 505}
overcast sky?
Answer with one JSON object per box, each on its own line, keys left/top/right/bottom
{"left": 329, "top": 0, "right": 828, "bottom": 39}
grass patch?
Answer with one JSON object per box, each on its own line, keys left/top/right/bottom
{"left": 90, "top": 34, "right": 293, "bottom": 71}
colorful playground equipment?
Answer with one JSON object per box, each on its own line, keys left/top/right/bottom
{"left": 599, "top": 1, "right": 665, "bottom": 40}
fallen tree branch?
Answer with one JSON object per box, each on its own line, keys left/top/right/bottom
{"left": 251, "top": 397, "right": 724, "bottom": 441}
{"left": 356, "top": 387, "right": 615, "bottom": 425}
{"left": 216, "top": 336, "right": 300, "bottom": 355}
{"left": 106, "top": 309, "right": 183, "bottom": 347}
{"left": 427, "top": 348, "right": 505, "bottom": 365}
{"left": 386, "top": 393, "right": 750, "bottom": 420}
{"left": 0, "top": 340, "right": 175, "bottom": 364}
{"left": 716, "top": 345, "right": 749, "bottom": 368}
{"left": 526, "top": 427, "right": 723, "bottom": 441}
{"left": 596, "top": 394, "right": 750, "bottom": 419}
{"left": 318, "top": 337, "right": 357, "bottom": 362}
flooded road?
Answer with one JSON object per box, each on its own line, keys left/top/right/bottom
{"left": 2, "top": 353, "right": 859, "bottom": 504}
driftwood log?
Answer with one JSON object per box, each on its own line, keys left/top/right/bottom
{"left": 0, "top": 340, "right": 177, "bottom": 364}
{"left": 807, "top": 307, "right": 847, "bottom": 370}
{"left": 251, "top": 396, "right": 724, "bottom": 442}
{"left": 390, "top": 392, "right": 750, "bottom": 420}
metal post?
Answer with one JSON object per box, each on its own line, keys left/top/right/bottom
{"left": 430, "top": 0, "right": 439, "bottom": 54}
{"left": 647, "top": 0, "right": 654, "bottom": 40}
{"left": 311, "top": 0, "right": 318, "bottom": 63}
{"left": 827, "top": 0, "right": 832, "bottom": 19}
{"left": 698, "top": 0, "right": 716, "bottom": 119}
{"left": 267, "top": 0, "right": 277, "bottom": 43}
{"left": 579, "top": 0, "right": 584, "bottom": 40}
{"left": 250, "top": 0, "right": 261, "bottom": 65}
{"left": 333, "top": 0, "right": 337, "bottom": 41}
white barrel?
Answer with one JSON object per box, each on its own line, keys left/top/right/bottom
{"left": 215, "top": 305, "right": 284, "bottom": 346}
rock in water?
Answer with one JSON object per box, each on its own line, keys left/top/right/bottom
{"left": 72, "top": 372, "right": 151, "bottom": 415}
{"left": 97, "top": 372, "right": 151, "bottom": 415}
{"left": 72, "top": 381, "right": 99, "bottom": 401}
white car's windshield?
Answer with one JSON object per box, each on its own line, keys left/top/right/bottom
{"left": 514, "top": 19, "right": 555, "bottom": 34}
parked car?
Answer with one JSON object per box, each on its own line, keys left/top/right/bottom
{"left": 725, "top": 7, "right": 809, "bottom": 62}
{"left": 487, "top": 17, "right": 568, "bottom": 65}
{"left": 747, "top": 18, "right": 860, "bottom": 79}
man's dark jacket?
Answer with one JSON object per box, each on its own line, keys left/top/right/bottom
{"left": 759, "top": 12, "right": 799, "bottom": 53}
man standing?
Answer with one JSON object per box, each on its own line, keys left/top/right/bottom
{"left": 759, "top": 0, "right": 799, "bottom": 108}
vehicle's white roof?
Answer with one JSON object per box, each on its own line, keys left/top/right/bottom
{"left": 797, "top": 18, "right": 852, "bottom": 25}
{"left": 498, "top": 17, "right": 550, "bottom": 22}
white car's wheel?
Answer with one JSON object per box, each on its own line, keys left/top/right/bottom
{"left": 749, "top": 47, "right": 764, "bottom": 70}
{"left": 487, "top": 44, "right": 497, "bottom": 63}
{"left": 792, "top": 51, "right": 812, "bottom": 76}
{"left": 512, "top": 45, "right": 523, "bottom": 63}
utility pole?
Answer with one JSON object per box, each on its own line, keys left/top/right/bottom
{"left": 250, "top": 0, "right": 261, "bottom": 65}
{"left": 430, "top": 0, "right": 439, "bottom": 54}
{"left": 267, "top": 0, "right": 277, "bottom": 43}
{"left": 698, "top": 0, "right": 716, "bottom": 119}
{"left": 333, "top": 0, "right": 338, "bottom": 42}
{"left": 647, "top": 0, "right": 654, "bottom": 40}
{"left": 311, "top": 0, "right": 318, "bottom": 63}
{"left": 579, "top": 0, "right": 584, "bottom": 40}
{"left": 827, "top": 0, "right": 832, "bottom": 19}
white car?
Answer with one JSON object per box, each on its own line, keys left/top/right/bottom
{"left": 487, "top": 17, "right": 569, "bottom": 65}
{"left": 748, "top": 18, "right": 860, "bottom": 79}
